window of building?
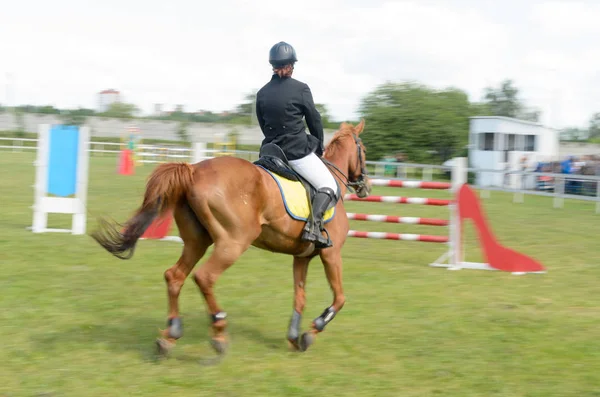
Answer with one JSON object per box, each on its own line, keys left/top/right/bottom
{"left": 507, "top": 134, "right": 516, "bottom": 151}
{"left": 525, "top": 135, "right": 536, "bottom": 151}
{"left": 478, "top": 133, "right": 495, "bottom": 151}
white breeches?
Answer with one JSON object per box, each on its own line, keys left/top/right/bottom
{"left": 288, "top": 152, "right": 337, "bottom": 192}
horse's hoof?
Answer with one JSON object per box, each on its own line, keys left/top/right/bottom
{"left": 298, "top": 332, "right": 314, "bottom": 352}
{"left": 210, "top": 338, "right": 229, "bottom": 355}
{"left": 287, "top": 338, "right": 302, "bottom": 352}
{"left": 156, "top": 338, "right": 175, "bottom": 357}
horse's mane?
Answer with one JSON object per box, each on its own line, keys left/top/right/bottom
{"left": 324, "top": 122, "right": 364, "bottom": 158}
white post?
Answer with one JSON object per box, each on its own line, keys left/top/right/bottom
{"left": 513, "top": 171, "right": 525, "bottom": 204}
{"left": 32, "top": 124, "right": 50, "bottom": 233}
{"left": 193, "top": 142, "right": 213, "bottom": 163}
{"left": 451, "top": 157, "right": 467, "bottom": 193}
{"left": 444, "top": 199, "right": 463, "bottom": 270}
{"left": 554, "top": 177, "right": 564, "bottom": 209}
{"left": 450, "top": 157, "right": 466, "bottom": 269}
{"left": 424, "top": 167, "right": 433, "bottom": 181}
{"left": 596, "top": 181, "right": 600, "bottom": 214}
{"left": 72, "top": 126, "right": 90, "bottom": 235}
{"left": 429, "top": 157, "right": 467, "bottom": 270}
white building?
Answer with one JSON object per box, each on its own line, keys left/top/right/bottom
{"left": 97, "top": 89, "right": 121, "bottom": 113}
{"left": 468, "top": 116, "right": 559, "bottom": 188}
{"left": 153, "top": 103, "right": 164, "bottom": 116}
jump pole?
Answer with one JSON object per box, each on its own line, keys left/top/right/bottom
{"left": 133, "top": 149, "right": 545, "bottom": 274}
{"left": 31, "top": 124, "right": 90, "bottom": 235}
{"left": 139, "top": 154, "right": 463, "bottom": 246}
{"left": 345, "top": 158, "right": 545, "bottom": 274}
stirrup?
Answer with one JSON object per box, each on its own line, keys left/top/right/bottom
{"left": 314, "top": 228, "right": 332, "bottom": 248}
{"left": 301, "top": 221, "right": 332, "bottom": 248}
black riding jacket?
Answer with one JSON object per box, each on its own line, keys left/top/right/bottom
{"left": 255, "top": 74, "right": 324, "bottom": 161}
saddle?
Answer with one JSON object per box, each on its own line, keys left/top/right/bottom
{"left": 253, "top": 144, "right": 340, "bottom": 219}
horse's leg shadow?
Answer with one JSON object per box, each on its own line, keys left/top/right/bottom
{"left": 29, "top": 315, "right": 213, "bottom": 364}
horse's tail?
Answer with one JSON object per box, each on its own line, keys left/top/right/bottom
{"left": 91, "top": 162, "right": 195, "bottom": 260}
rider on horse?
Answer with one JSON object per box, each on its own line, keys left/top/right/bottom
{"left": 255, "top": 41, "right": 338, "bottom": 249}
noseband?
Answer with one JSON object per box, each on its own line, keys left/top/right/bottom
{"left": 322, "top": 134, "right": 369, "bottom": 194}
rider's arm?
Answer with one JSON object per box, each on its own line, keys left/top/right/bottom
{"left": 301, "top": 86, "right": 324, "bottom": 150}
{"left": 255, "top": 94, "right": 265, "bottom": 132}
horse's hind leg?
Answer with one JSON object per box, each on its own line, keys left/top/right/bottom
{"left": 157, "top": 205, "right": 212, "bottom": 356}
{"left": 193, "top": 239, "right": 250, "bottom": 355}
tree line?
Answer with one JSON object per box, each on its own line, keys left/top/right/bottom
{"left": 357, "top": 79, "right": 599, "bottom": 163}
{"left": 0, "top": 94, "right": 341, "bottom": 130}
{"left": 2, "top": 79, "right": 599, "bottom": 163}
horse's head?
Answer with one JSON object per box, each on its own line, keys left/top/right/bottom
{"left": 324, "top": 119, "right": 371, "bottom": 198}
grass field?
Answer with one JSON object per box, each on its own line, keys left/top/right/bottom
{"left": 1, "top": 151, "right": 599, "bottom": 397}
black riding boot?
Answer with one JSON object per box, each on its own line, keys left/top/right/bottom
{"left": 302, "top": 187, "right": 337, "bottom": 248}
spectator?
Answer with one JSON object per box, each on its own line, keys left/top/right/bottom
{"left": 394, "top": 152, "right": 407, "bottom": 178}
{"left": 520, "top": 155, "right": 528, "bottom": 189}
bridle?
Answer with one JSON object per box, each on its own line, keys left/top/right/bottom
{"left": 322, "top": 134, "right": 369, "bottom": 194}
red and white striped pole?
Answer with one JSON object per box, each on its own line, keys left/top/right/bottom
{"left": 346, "top": 213, "right": 448, "bottom": 226}
{"left": 369, "top": 179, "right": 451, "bottom": 190}
{"left": 344, "top": 194, "right": 452, "bottom": 206}
{"left": 347, "top": 230, "right": 448, "bottom": 243}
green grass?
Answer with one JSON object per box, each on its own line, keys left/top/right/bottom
{"left": 1, "top": 152, "right": 599, "bottom": 397}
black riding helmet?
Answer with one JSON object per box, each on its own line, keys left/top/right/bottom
{"left": 269, "top": 41, "right": 298, "bottom": 67}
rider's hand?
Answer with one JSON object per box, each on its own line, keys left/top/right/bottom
{"left": 315, "top": 143, "right": 324, "bottom": 157}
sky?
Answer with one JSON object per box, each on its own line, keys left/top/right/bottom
{"left": 1, "top": 0, "right": 599, "bottom": 130}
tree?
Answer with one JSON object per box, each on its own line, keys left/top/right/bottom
{"left": 15, "top": 105, "right": 61, "bottom": 115}
{"left": 100, "top": 102, "right": 139, "bottom": 119}
{"left": 190, "top": 111, "right": 221, "bottom": 123}
{"left": 483, "top": 79, "right": 541, "bottom": 122}
{"left": 235, "top": 92, "right": 257, "bottom": 118}
{"left": 36, "top": 105, "right": 61, "bottom": 114}
{"left": 358, "top": 82, "right": 472, "bottom": 163}
{"left": 483, "top": 79, "right": 521, "bottom": 118}
{"left": 166, "top": 108, "right": 191, "bottom": 123}
{"left": 13, "top": 108, "right": 26, "bottom": 137}
{"left": 588, "top": 112, "right": 600, "bottom": 139}
{"left": 176, "top": 121, "right": 190, "bottom": 142}
{"left": 314, "top": 103, "right": 339, "bottom": 129}
{"left": 520, "top": 108, "right": 542, "bottom": 122}
{"left": 560, "top": 127, "right": 588, "bottom": 142}
{"left": 59, "top": 108, "right": 95, "bottom": 126}
{"left": 469, "top": 101, "right": 493, "bottom": 116}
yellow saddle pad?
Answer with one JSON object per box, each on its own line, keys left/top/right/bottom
{"left": 260, "top": 167, "right": 335, "bottom": 223}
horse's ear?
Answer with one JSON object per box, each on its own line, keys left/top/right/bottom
{"left": 355, "top": 119, "right": 365, "bottom": 135}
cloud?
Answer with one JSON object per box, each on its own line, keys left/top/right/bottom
{"left": 530, "top": 1, "right": 600, "bottom": 38}
{"left": 0, "top": 0, "right": 599, "bottom": 129}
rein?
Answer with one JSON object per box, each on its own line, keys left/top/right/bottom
{"left": 322, "top": 134, "right": 368, "bottom": 195}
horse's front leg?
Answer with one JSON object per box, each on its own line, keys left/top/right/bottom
{"left": 288, "top": 255, "right": 312, "bottom": 351}
{"left": 300, "top": 247, "right": 346, "bottom": 350}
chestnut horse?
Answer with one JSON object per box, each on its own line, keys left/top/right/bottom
{"left": 91, "top": 120, "right": 371, "bottom": 356}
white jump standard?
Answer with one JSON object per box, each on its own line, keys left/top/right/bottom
{"left": 31, "top": 124, "right": 90, "bottom": 235}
